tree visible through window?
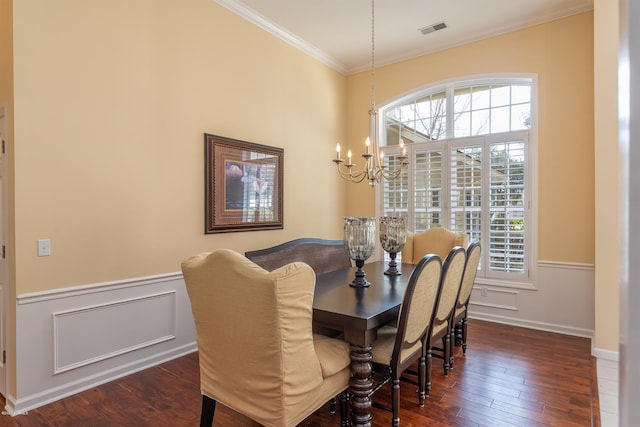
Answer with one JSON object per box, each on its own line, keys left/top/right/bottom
{"left": 379, "top": 78, "right": 533, "bottom": 282}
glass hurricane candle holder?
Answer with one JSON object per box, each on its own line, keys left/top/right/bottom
{"left": 343, "top": 216, "right": 377, "bottom": 287}
{"left": 379, "top": 216, "right": 407, "bottom": 276}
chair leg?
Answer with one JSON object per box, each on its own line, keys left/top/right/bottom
{"left": 442, "top": 335, "right": 450, "bottom": 376}
{"left": 329, "top": 397, "right": 336, "bottom": 414}
{"left": 462, "top": 316, "right": 469, "bottom": 354}
{"left": 426, "top": 348, "right": 432, "bottom": 396}
{"left": 449, "top": 329, "right": 455, "bottom": 369}
{"left": 454, "top": 321, "right": 463, "bottom": 347}
{"left": 418, "top": 354, "right": 426, "bottom": 406}
{"left": 200, "top": 395, "right": 216, "bottom": 427}
{"left": 339, "top": 390, "right": 349, "bottom": 427}
{"left": 392, "top": 377, "right": 401, "bottom": 427}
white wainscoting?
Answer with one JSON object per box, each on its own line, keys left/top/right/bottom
{"left": 469, "top": 260, "right": 595, "bottom": 338}
{"left": 9, "top": 273, "right": 196, "bottom": 415}
{"left": 52, "top": 291, "right": 178, "bottom": 374}
{"left": 7, "top": 259, "right": 595, "bottom": 414}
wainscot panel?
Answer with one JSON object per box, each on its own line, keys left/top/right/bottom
{"left": 468, "top": 260, "right": 595, "bottom": 339}
{"left": 53, "top": 291, "right": 177, "bottom": 373}
{"left": 10, "top": 273, "right": 196, "bottom": 415}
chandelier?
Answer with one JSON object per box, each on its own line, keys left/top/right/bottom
{"left": 332, "top": 0, "right": 409, "bottom": 187}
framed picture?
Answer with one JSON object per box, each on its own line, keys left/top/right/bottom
{"left": 205, "top": 134, "right": 283, "bottom": 233}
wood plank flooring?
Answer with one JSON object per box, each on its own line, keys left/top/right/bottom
{"left": 2, "top": 320, "right": 599, "bottom": 426}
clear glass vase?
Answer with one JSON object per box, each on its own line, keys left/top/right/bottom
{"left": 343, "top": 216, "right": 377, "bottom": 287}
{"left": 379, "top": 216, "right": 407, "bottom": 275}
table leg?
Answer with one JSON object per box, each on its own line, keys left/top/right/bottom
{"left": 349, "top": 343, "right": 373, "bottom": 427}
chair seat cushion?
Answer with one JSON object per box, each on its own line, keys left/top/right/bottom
{"left": 313, "top": 334, "right": 350, "bottom": 377}
{"left": 371, "top": 325, "right": 397, "bottom": 364}
{"left": 432, "top": 320, "right": 448, "bottom": 337}
{"left": 371, "top": 325, "right": 422, "bottom": 365}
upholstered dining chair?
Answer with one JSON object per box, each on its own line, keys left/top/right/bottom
{"left": 427, "top": 246, "right": 466, "bottom": 394}
{"left": 245, "top": 237, "right": 351, "bottom": 274}
{"left": 369, "top": 254, "right": 443, "bottom": 426}
{"left": 452, "top": 241, "right": 482, "bottom": 360}
{"left": 401, "top": 226, "right": 468, "bottom": 264}
{"left": 181, "top": 249, "right": 351, "bottom": 427}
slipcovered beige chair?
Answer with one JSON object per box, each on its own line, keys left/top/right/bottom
{"left": 401, "top": 227, "right": 468, "bottom": 264}
{"left": 181, "top": 249, "right": 351, "bottom": 427}
{"left": 452, "top": 241, "right": 482, "bottom": 358}
{"left": 369, "top": 254, "right": 443, "bottom": 426}
{"left": 427, "top": 246, "right": 466, "bottom": 394}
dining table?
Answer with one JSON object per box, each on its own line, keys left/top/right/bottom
{"left": 313, "top": 260, "right": 416, "bottom": 427}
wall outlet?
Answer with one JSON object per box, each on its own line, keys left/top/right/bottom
{"left": 480, "top": 286, "right": 488, "bottom": 297}
{"left": 38, "top": 239, "right": 51, "bottom": 257}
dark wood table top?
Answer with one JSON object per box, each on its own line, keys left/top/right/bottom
{"left": 313, "top": 261, "right": 415, "bottom": 343}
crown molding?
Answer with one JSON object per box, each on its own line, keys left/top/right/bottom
{"left": 213, "top": 0, "right": 348, "bottom": 75}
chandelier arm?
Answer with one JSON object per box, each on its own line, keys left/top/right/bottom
{"left": 335, "top": 163, "right": 370, "bottom": 183}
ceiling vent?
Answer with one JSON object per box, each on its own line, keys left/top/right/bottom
{"left": 419, "top": 22, "right": 447, "bottom": 35}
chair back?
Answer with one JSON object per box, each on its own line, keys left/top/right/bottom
{"left": 432, "top": 247, "right": 466, "bottom": 331}
{"left": 245, "top": 237, "right": 351, "bottom": 274}
{"left": 181, "top": 249, "right": 325, "bottom": 426}
{"left": 392, "top": 254, "right": 443, "bottom": 368}
{"left": 456, "top": 241, "right": 481, "bottom": 312}
{"left": 403, "top": 227, "right": 468, "bottom": 264}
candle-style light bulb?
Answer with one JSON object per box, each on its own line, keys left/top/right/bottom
{"left": 365, "top": 137, "right": 370, "bottom": 154}
{"left": 336, "top": 143, "right": 341, "bottom": 160}
{"left": 347, "top": 149, "right": 352, "bottom": 162}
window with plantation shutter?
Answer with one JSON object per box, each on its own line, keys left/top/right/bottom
{"left": 378, "top": 77, "right": 534, "bottom": 284}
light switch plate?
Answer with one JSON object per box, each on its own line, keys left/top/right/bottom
{"left": 38, "top": 239, "right": 51, "bottom": 257}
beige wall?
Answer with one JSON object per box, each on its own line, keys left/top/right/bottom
{"left": 12, "top": 0, "right": 347, "bottom": 294}
{"left": 345, "top": 12, "right": 595, "bottom": 265}
{"left": 594, "top": 0, "right": 620, "bottom": 352}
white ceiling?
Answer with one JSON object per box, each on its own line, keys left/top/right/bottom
{"left": 214, "top": 0, "right": 593, "bottom": 75}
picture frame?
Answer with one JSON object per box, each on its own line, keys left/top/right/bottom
{"left": 205, "top": 133, "right": 284, "bottom": 233}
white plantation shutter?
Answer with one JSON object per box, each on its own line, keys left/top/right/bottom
{"left": 382, "top": 154, "right": 409, "bottom": 217}
{"left": 414, "top": 148, "right": 444, "bottom": 231}
{"left": 450, "top": 144, "right": 482, "bottom": 243}
{"left": 488, "top": 141, "right": 526, "bottom": 273}
{"left": 382, "top": 154, "right": 410, "bottom": 264}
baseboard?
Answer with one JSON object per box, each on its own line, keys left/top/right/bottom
{"left": 592, "top": 347, "right": 619, "bottom": 362}
{"left": 469, "top": 311, "right": 594, "bottom": 339}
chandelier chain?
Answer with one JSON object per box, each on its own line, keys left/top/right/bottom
{"left": 371, "top": 0, "right": 375, "bottom": 111}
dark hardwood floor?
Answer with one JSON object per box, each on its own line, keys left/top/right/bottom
{"left": 1, "top": 320, "right": 599, "bottom": 426}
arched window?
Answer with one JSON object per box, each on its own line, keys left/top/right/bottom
{"left": 378, "top": 76, "right": 535, "bottom": 284}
